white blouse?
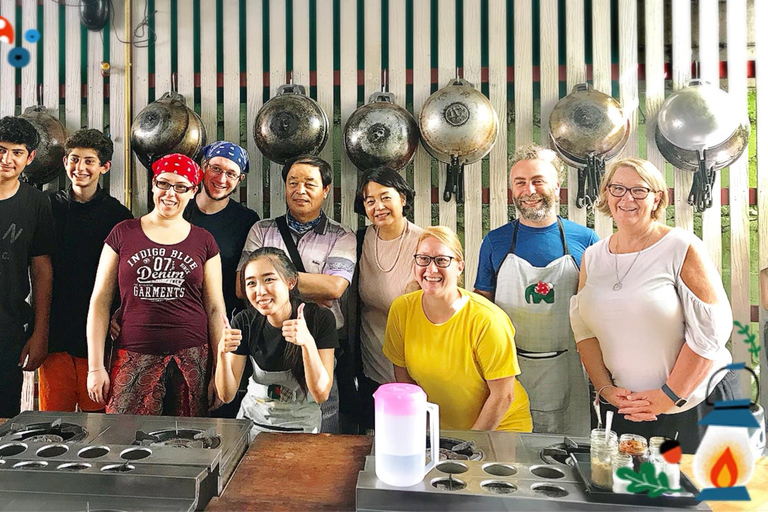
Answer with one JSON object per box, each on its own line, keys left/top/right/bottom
{"left": 569, "top": 227, "right": 733, "bottom": 412}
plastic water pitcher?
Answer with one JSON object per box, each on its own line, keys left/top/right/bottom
{"left": 373, "top": 383, "right": 439, "bottom": 487}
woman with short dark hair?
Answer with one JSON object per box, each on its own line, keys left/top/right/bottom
{"left": 353, "top": 167, "right": 423, "bottom": 431}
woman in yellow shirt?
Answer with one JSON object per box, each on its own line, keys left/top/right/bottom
{"left": 383, "top": 226, "right": 532, "bottom": 431}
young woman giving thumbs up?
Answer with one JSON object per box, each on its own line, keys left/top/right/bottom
{"left": 215, "top": 247, "right": 338, "bottom": 439}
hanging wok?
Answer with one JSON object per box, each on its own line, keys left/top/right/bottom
{"left": 343, "top": 91, "right": 420, "bottom": 172}
{"left": 549, "top": 83, "right": 630, "bottom": 208}
{"left": 655, "top": 79, "right": 750, "bottom": 212}
{"left": 18, "top": 106, "right": 68, "bottom": 185}
{"left": 131, "top": 91, "right": 206, "bottom": 169}
{"left": 253, "top": 84, "right": 329, "bottom": 165}
{"left": 419, "top": 78, "right": 498, "bottom": 203}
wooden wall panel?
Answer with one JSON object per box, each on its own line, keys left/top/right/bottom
{"left": 109, "top": 0, "right": 128, "bottom": 205}
{"left": 316, "top": 0, "right": 334, "bottom": 216}
{"left": 65, "top": 6, "right": 81, "bottom": 134}
{"left": 388, "top": 0, "right": 406, "bottom": 110}
{"left": 591, "top": 0, "right": 613, "bottom": 239}
{"left": 513, "top": 0, "right": 532, "bottom": 147}
{"left": 87, "top": 31, "right": 104, "bottom": 131}
{"left": 437, "top": 0, "right": 456, "bottom": 232}
{"left": 727, "top": 0, "right": 751, "bottom": 390}
{"left": 412, "top": 0, "right": 432, "bottom": 228}
{"left": 246, "top": 0, "right": 264, "bottom": 216}
{"left": 223, "top": 0, "right": 240, "bottom": 144}
{"left": 671, "top": 0, "right": 693, "bottom": 231}
{"left": 200, "top": 0, "right": 218, "bottom": 149}
{"left": 340, "top": 0, "right": 357, "bottom": 229}
{"left": 566, "top": 0, "right": 586, "bottom": 226}
{"left": 43, "top": 0, "right": 61, "bottom": 193}
{"left": 643, "top": 0, "right": 665, "bottom": 227}
{"left": 293, "top": 0, "right": 310, "bottom": 86}
{"left": 154, "top": 0, "right": 172, "bottom": 95}
{"left": 488, "top": 0, "right": 508, "bottom": 230}
{"left": 177, "top": 0, "right": 195, "bottom": 100}
{"left": 131, "top": 0, "right": 149, "bottom": 215}
{"left": 20, "top": 0, "right": 35, "bottom": 109}
{"left": 463, "top": 0, "right": 481, "bottom": 288}
{"left": 269, "top": 0, "right": 287, "bottom": 218}
{"left": 364, "top": 0, "right": 381, "bottom": 98}
{"left": 699, "top": 0, "right": 722, "bottom": 271}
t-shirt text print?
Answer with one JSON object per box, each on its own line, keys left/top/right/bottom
{"left": 127, "top": 247, "right": 200, "bottom": 301}
{"left": 105, "top": 219, "right": 219, "bottom": 354}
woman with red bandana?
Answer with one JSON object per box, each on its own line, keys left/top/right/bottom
{"left": 86, "top": 154, "right": 226, "bottom": 416}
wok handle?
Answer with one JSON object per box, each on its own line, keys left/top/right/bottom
{"left": 443, "top": 165, "right": 453, "bottom": 202}
{"left": 576, "top": 168, "right": 588, "bottom": 208}
{"left": 456, "top": 165, "right": 465, "bottom": 204}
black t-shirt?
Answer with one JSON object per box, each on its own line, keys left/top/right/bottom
{"left": 0, "top": 182, "right": 55, "bottom": 363}
{"left": 232, "top": 303, "right": 338, "bottom": 372}
{"left": 48, "top": 186, "right": 133, "bottom": 358}
{"left": 184, "top": 198, "right": 260, "bottom": 318}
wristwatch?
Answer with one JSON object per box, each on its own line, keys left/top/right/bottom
{"left": 661, "top": 383, "right": 688, "bottom": 407}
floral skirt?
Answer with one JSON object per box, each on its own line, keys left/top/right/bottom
{"left": 106, "top": 344, "right": 209, "bottom": 417}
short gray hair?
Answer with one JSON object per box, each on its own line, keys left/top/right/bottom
{"left": 509, "top": 143, "right": 566, "bottom": 183}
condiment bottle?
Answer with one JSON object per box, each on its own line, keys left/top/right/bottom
{"left": 590, "top": 428, "right": 618, "bottom": 489}
{"left": 619, "top": 433, "right": 648, "bottom": 471}
{"left": 649, "top": 436, "right": 680, "bottom": 490}
{"left": 612, "top": 452, "right": 633, "bottom": 494}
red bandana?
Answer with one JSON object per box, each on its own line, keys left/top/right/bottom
{"left": 151, "top": 153, "right": 202, "bottom": 186}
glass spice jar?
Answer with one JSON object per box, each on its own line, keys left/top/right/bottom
{"left": 612, "top": 452, "right": 634, "bottom": 494}
{"left": 590, "top": 428, "right": 618, "bottom": 489}
{"left": 649, "top": 436, "right": 680, "bottom": 489}
{"left": 619, "top": 433, "right": 648, "bottom": 471}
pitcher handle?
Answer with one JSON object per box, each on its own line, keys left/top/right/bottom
{"left": 425, "top": 402, "right": 440, "bottom": 475}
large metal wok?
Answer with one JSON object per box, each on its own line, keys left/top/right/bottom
{"left": 419, "top": 78, "right": 498, "bottom": 203}
{"left": 253, "top": 83, "right": 329, "bottom": 165}
{"left": 19, "top": 106, "right": 68, "bottom": 185}
{"left": 130, "top": 91, "right": 207, "bottom": 169}
{"left": 343, "top": 91, "right": 419, "bottom": 172}
{"left": 655, "top": 79, "right": 750, "bottom": 212}
{"left": 549, "top": 83, "right": 630, "bottom": 208}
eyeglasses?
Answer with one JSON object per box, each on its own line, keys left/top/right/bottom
{"left": 207, "top": 164, "right": 241, "bottom": 181}
{"left": 414, "top": 254, "right": 456, "bottom": 268}
{"left": 154, "top": 179, "right": 194, "bottom": 194}
{"left": 607, "top": 184, "right": 655, "bottom": 200}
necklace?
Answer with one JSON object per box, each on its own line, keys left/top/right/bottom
{"left": 374, "top": 222, "right": 408, "bottom": 273}
{"left": 612, "top": 227, "right": 654, "bottom": 291}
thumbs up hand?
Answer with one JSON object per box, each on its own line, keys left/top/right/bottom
{"left": 282, "top": 303, "right": 313, "bottom": 347}
{"left": 219, "top": 313, "right": 241, "bottom": 354}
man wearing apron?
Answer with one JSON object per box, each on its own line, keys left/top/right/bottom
{"left": 474, "top": 144, "right": 599, "bottom": 434}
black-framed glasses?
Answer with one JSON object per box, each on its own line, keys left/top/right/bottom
{"left": 607, "top": 184, "right": 655, "bottom": 200}
{"left": 154, "top": 179, "right": 194, "bottom": 194}
{"left": 207, "top": 164, "right": 242, "bottom": 181}
{"left": 414, "top": 254, "right": 456, "bottom": 268}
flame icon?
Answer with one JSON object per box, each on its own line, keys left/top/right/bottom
{"left": 710, "top": 447, "right": 739, "bottom": 488}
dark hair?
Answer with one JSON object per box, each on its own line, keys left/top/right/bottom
{"left": 240, "top": 247, "right": 308, "bottom": 395}
{"left": 354, "top": 167, "right": 415, "bottom": 216}
{"left": 281, "top": 155, "right": 333, "bottom": 188}
{"left": 64, "top": 128, "right": 114, "bottom": 165}
{"left": 0, "top": 116, "right": 40, "bottom": 152}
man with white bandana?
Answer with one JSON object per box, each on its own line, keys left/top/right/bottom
{"left": 474, "top": 143, "right": 598, "bottom": 435}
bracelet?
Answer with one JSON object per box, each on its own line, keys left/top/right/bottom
{"left": 595, "top": 385, "right": 613, "bottom": 405}
{"left": 88, "top": 367, "right": 106, "bottom": 374}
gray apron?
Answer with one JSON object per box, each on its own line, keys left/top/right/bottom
{"left": 494, "top": 218, "right": 588, "bottom": 435}
{"left": 237, "top": 356, "right": 322, "bottom": 442}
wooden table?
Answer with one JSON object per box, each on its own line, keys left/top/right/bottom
{"left": 210, "top": 433, "right": 768, "bottom": 512}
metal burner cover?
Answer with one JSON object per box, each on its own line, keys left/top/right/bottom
{"left": 134, "top": 427, "right": 221, "bottom": 449}
{"left": 427, "top": 437, "right": 484, "bottom": 461}
{"left": 3, "top": 419, "right": 88, "bottom": 444}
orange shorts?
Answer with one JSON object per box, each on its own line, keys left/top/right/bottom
{"left": 38, "top": 352, "right": 104, "bottom": 412}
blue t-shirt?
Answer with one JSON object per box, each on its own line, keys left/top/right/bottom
{"left": 474, "top": 218, "right": 599, "bottom": 292}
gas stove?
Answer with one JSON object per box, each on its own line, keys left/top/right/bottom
{"left": 0, "top": 411, "right": 251, "bottom": 512}
{"left": 356, "top": 430, "right": 711, "bottom": 511}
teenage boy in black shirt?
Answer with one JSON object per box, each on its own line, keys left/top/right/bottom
{"left": 40, "top": 129, "right": 132, "bottom": 412}
{"left": 0, "top": 116, "right": 55, "bottom": 417}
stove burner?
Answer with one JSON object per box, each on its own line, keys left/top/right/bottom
{"left": 134, "top": 427, "right": 221, "bottom": 449}
{"left": 431, "top": 475, "right": 467, "bottom": 491}
{"left": 4, "top": 419, "right": 87, "bottom": 444}
{"left": 481, "top": 481, "right": 517, "bottom": 494}
{"left": 540, "top": 441, "right": 588, "bottom": 466}
{"left": 531, "top": 483, "right": 569, "bottom": 498}
{"left": 427, "top": 437, "right": 483, "bottom": 461}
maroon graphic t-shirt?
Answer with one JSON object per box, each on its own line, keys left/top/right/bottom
{"left": 105, "top": 219, "right": 220, "bottom": 354}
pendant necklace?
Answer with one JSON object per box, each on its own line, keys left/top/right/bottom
{"left": 375, "top": 221, "right": 408, "bottom": 273}
{"left": 612, "top": 227, "right": 654, "bottom": 291}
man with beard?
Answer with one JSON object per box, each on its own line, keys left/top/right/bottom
{"left": 474, "top": 143, "right": 598, "bottom": 435}
{"left": 184, "top": 141, "right": 259, "bottom": 417}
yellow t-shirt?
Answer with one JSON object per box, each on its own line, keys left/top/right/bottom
{"left": 383, "top": 288, "right": 532, "bottom": 432}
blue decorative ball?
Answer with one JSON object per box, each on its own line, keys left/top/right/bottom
{"left": 7, "top": 47, "right": 29, "bottom": 68}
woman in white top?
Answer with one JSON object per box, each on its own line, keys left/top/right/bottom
{"left": 569, "top": 157, "right": 738, "bottom": 453}
{"left": 352, "top": 167, "right": 423, "bottom": 431}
